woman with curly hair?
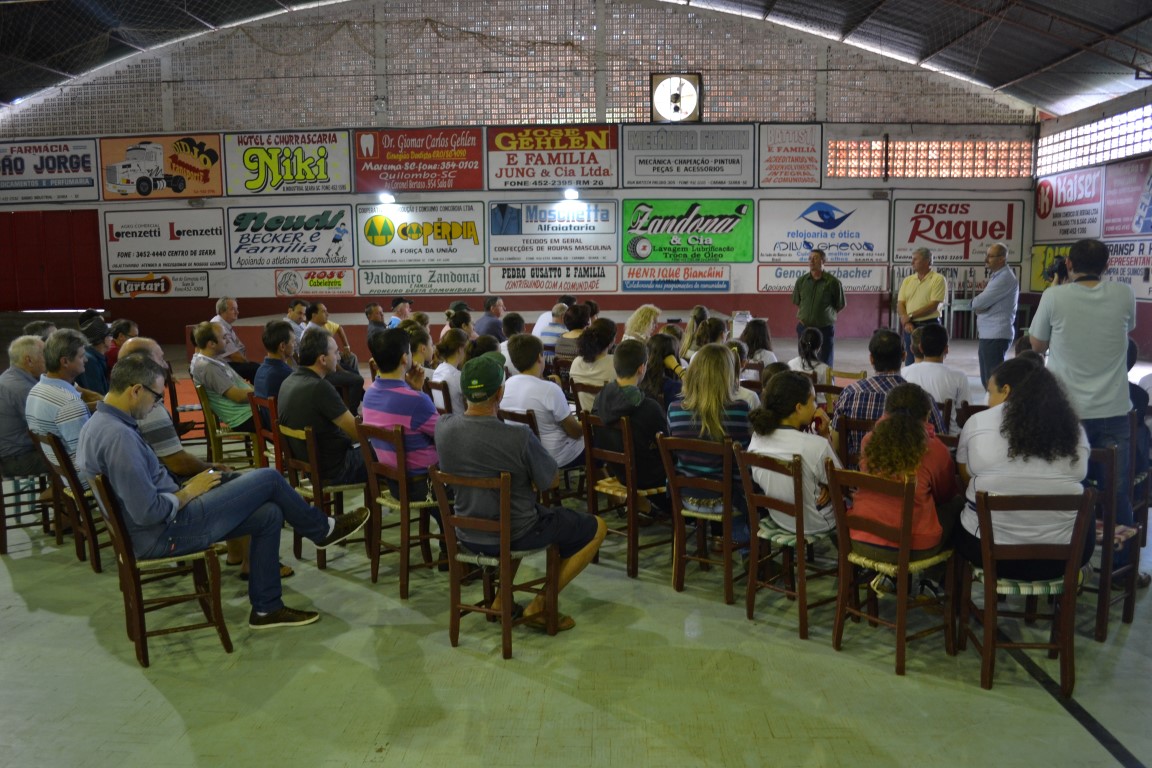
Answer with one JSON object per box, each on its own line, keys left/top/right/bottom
{"left": 956, "top": 356, "right": 1092, "bottom": 579}
{"left": 570, "top": 318, "right": 618, "bottom": 411}
{"left": 667, "top": 343, "right": 752, "bottom": 530}
{"left": 748, "top": 371, "right": 840, "bottom": 534}
{"left": 679, "top": 305, "right": 709, "bottom": 360}
{"left": 740, "top": 318, "right": 778, "bottom": 368}
{"left": 851, "top": 383, "right": 961, "bottom": 565}
{"left": 432, "top": 328, "right": 469, "bottom": 414}
{"left": 640, "top": 332, "right": 684, "bottom": 408}
{"left": 623, "top": 304, "right": 661, "bottom": 343}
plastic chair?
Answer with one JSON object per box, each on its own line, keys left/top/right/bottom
{"left": 957, "top": 489, "right": 1095, "bottom": 696}
{"left": 429, "top": 465, "right": 559, "bottom": 659}
{"left": 89, "top": 474, "right": 233, "bottom": 668}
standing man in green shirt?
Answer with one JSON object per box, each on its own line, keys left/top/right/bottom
{"left": 792, "top": 249, "right": 846, "bottom": 366}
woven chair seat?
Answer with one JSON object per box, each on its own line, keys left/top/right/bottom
{"left": 137, "top": 542, "right": 229, "bottom": 570}
{"left": 756, "top": 517, "right": 832, "bottom": 548}
{"left": 680, "top": 495, "right": 725, "bottom": 521}
{"left": 377, "top": 491, "right": 439, "bottom": 512}
{"left": 1095, "top": 519, "right": 1138, "bottom": 549}
{"left": 593, "top": 476, "right": 666, "bottom": 499}
{"left": 294, "top": 480, "right": 364, "bottom": 503}
{"left": 453, "top": 544, "right": 549, "bottom": 568}
{"left": 848, "top": 547, "right": 953, "bottom": 578}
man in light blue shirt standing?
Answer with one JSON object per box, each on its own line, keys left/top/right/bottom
{"left": 970, "top": 242, "right": 1019, "bottom": 387}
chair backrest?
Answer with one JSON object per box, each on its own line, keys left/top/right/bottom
{"left": 552, "top": 357, "right": 573, "bottom": 396}
{"left": 193, "top": 382, "right": 225, "bottom": 455}
{"left": 971, "top": 489, "right": 1095, "bottom": 582}
{"left": 744, "top": 360, "right": 765, "bottom": 378}
{"left": 826, "top": 461, "right": 917, "bottom": 567}
{"left": 570, "top": 381, "right": 603, "bottom": 417}
{"left": 163, "top": 361, "right": 204, "bottom": 439}
{"left": 814, "top": 382, "right": 843, "bottom": 411}
{"left": 657, "top": 434, "right": 735, "bottom": 512}
{"left": 31, "top": 430, "right": 86, "bottom": 505}
{"left": 247, "top": 392, "right": 283, "bottom": 471}
{"left": 89, "top": 474, "right": 135, "bottom": 569}
{"left": 369, "top": 358, "right": 379, "bottom": 380}
{"left": 497, "top": 408, "right": 540, "bottom": 438}
{"left": 1089, "top": 444, "right": 1117, "bottom": 530}
{"left": 426, "top": 379, "right": 453, "bottom": 415}
{"left": 357, "top": 422, "right": 415, "bottom": 504}
{"left": 581, "top": 412, "right": 637, "bottom": 488}
{"left": 937, "top": 398, "right": 953, "bottom": 434}
{"left": 429, "top": 465, "right": 512, "bottom": 556}
{"left": 835, "top": 416, "right": 877, "bottom": 470}
{"left": 955, "top": 401, "right": 988, "bottom": 429}
{"left": 276, "top": 423, "right": 332, "bottom": 503}
{"left": 734, "top": 445, "right": 804, "bottom": 538}
{"left": 832, "top": 369, "right": 867, "bottom": 382}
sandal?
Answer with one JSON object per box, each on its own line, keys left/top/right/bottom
{"left": 523, "top": 612, "right": 575, "bottom": 632}
{"left": 1138, "top": 571, "right": 1151, "bottom": 589}
{"left": 239, "top": 563, "right": 295, "bottom": 581}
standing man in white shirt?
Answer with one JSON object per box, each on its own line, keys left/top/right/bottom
{"left": 970, "top": 242, "right": 1019, "bottom": 387}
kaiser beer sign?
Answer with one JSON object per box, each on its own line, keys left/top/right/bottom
{"left": 1034, "top": 168, "right": 1102, "bottom": 241}
{"left": 893, "top": 200, "right": 1024, "bottom": 261}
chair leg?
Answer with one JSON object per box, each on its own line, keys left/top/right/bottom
{"left": 448, "top": 560, "right": 462, "bottom": 648}
{"left": 795, "top": 546, "right": 809, "bottom": 640}
{"left": 745, "top": 534, "right": 759, "bottom": 621}
{"left": 398, "top": 505, "right": 411, "bottom": 600}
{"left": 626, "top": 493, "right": 639, "bottom": 579}
{"left": 722, "top": 518, "right": 735, "bottom": 606}
{"left": 894, "top": 572, "right": 908, "bottom": 676}
{"left": 368, "top": 503, "right": 381, "bottom": 584}
{"left": 499, "top": 557, "right": 514, "bottom": 660}
{"left": 672, "top": 516, "right": 686, "bottom": 592}
{"left": 943, "top": 555, "right": 957, "bottom": 656}
{"left": 832, "top": 560, "right": 851, "bottom": 651}
{"left": 980, "top": 582, "right": 998, "bottom": 690}
{"left": 1057, "top": 594, "right": 1076, "bottom": 697}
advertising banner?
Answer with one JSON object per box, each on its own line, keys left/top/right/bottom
{"left": 354, "top": 128, "right": 484, "bottom": 192}
{"left": 488, "top": 200, "right": 617, "bottom": 264}
{"left": 757, "top": 264, "right": 888, "bottom": 293}
{"left": 357, "top": 202, "right": 484, "bottom": 266}
{"left": 1029, "top": 243, "right": 1072, "bottom": 292}
{"left": 1034, "top": 168, "right": 1103, "bottom": 241}
{"left": 358, "top": 266, "right": 485, "bottom": 295}
{"left": 104, "top": 208, "right": 226, "bottom": 272}
{"left": 893, "top": 199, "right": 1024, "bottom": 261}
{"left": 622, "top": 124, "right": 756, "bottom": 188}
{"left": 223, "top": 131, "right": 351, "bottom": 195}
{"left": 274, "top": 268, "right": 356, "bottom": 297}
{"left": 487, "top": 125, "right": 618, "bottom": 190}
{"left": 758, "top": 124, "right": 821, "bottom": 188}
{"left": 621, "top": 199, "right": 754, "bottom": 263}
{"left": 0, "top": 139, "right": 100, "bottom": 204}
{"left": 1099, "top": 240, "right": 1152, "bottom": 301}
{"left": 1102, "top": 157, "right": 1152, "bottom": 238}
{"left": 99, "top": 135, "right": 223, "bottom": 200}
{"left": 621, "top": 264, "right": 731, "bottom": 292}
{"left": 489, "top": 265, "right": 618, "bottom": 294}
{"left": 226, "top": 205, "right": 353, "bottom": 269}
{"left": 758, "top": 198, "right": 889, "bottom": 262}
{"left": 108, "top": 271, "right": 209, "bottom": 299}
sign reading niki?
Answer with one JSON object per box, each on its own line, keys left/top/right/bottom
{"left": 0, "top": 139, "right": 100, "bottom": 204}
{"left": 621, "top": 199, "right": 755, "bottom": 263}
{"left": 354, "top": 128, "right": 483, "bottom": 192}
{"left": 621, "top": 125, "right": 756, "bottom": 188}
{"left": 224, "top": 131, "right": 350, "bottom": 195}
{"left": 99, "top": 135, "right": 223, "bottom": 200}
{"left": 893, "top": 200, "right": 1024, "bottom": 261}
{"left": 487, "top": 125, "right": 618, "bottom": 189}
{"left": 226, "top": 205, "right": 354, "bottom": 269}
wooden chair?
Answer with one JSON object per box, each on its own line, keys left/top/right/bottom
{"left": 426, "top": 379, "right": 453, "bottom": 415}
{"left": 580, "top": 413, "right": 670, "bottom": 578}
{"left": 277, "top": 424, "right": 368, "bottom": 571}
{"left": 428, "top": 466, "right": 560, "bottom": 659}
{"left": 0, "top": 464, "right": 55, "bottom": 556}
{"left": 570, "top": 381, "right": 603, "bottom": 418}
{"left": 1129, "top": 409, "right": 1150, "bottom": 548}
{"left": 657, "top": 434, "right": 749, "bottom": 605}
{"left": 247, "top": 393, "right": 283, "bottom": 472}
{"left": 957, "top": 489, "right": 1095, "bottom": 696}
{"left": 89, "top": 474, "right": 232, "bottom": 668}
{"left": 357, "top": 423, "right": 445, "bottom": 597}
{"left": 369, "top": 358, "right": 379, "bottom": 380}
{"left": 164, "top": 362, "right": 207, "bottom": 451}
{"left": 32, "top": 431, "right": 110, "bottom": 573}
{"left": 192, "top": 383, "right": 255, "bottom": 468}
{"left": 497, "top": 408, "right": 581, "bottom": 503}
{"left": 834, "top": 415, "right": 877, "bottom": 471}
{"left": 937, "top": 398, "right": 953, "bottom": 434}
{"left": 831, "top": 369, "right": 866, "bottom": 383}
{"left": 955, "top": 401, "right": 988, "bottom": 430}
{"left": 734, "top": 446, "right": 836, "bottom": 638}
{"left": 825, "top": 460, "right": 956, "bottom": 675}
{"left": 1084, "top": 445, "right": 1140, "bottom": 642}
{"left": 813, "top": 383, "right": 843, "bottom": 412}
{"left": 553, "top": 357, "right": 573, "bottom": 398}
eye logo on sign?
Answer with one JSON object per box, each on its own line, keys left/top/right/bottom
{"left": 363, "top": 215, "right": 396, "bottom": 246}
{"left": 798, "top": 202, "right": 854, "bottom": 230}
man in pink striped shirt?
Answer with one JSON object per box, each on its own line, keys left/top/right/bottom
{"left": 362, "top": 328, "right": 439, "bottom": 485}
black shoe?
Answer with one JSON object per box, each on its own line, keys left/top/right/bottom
{"left": 316, "top": 507, "right": 370, "bottom": 549}
{"left": 248, "top": 606, "right": 319, "bottom": 630}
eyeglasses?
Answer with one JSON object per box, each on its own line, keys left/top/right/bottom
{"left": 141, "top": 384, "right": 165, "bottom": 406}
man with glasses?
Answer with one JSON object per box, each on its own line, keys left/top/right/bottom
{"left": 971, "top": 242, "right": 1019, "bottom": 387}
{"left": 78, "top": 354, "right": 368, "bottom": 629}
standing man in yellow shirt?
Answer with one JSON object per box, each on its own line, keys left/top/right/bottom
{"left": 896, "top": 247, "right": 947, "bottom": 367}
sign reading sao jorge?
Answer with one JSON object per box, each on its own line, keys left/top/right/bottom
{"left": 224, "top": 131, "right": 351, "bottom": 195}
{"left": 354, "top": 128, "right": 483, "bottom": 192}
{"left": 487, "top": 125, "right": 618, "bottom": 190}
{"left": 893, "top": 200, "right": 1025, "bottom": 261}
{"left": 0, "top": 139, "right": 100, "bottom": 204}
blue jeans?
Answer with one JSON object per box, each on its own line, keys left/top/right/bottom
{"left": 796, "top": 323, "right": 835, "bottom": 367}
{"left": 1083, "top": 415, "right": 1134, "bottom": 566}
{"left": 977, "top": 338, "right": 1012, "bottom": 388}
{"left": 140, "top": 468, "right": 329, "bottom": 613}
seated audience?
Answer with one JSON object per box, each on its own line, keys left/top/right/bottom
{"left": 305, "top": 302, "right": 359, "bottom": 375}
{"left": 570, "top": 318, "right": 617, "bottom": 412}
{"left": 532, "top": 294, "right": 576, "bottom": 337}
{"left": 787, "top": 327, "right": 832, "bottom": 386}
{"left": 75, "top": 313, "right": 112, "bottom": 395}
{"left": 740, "top": 318, "right": 778, "bottom": 371}
{"left": 0, "top": 335, "right": 49, "bottom": 475}
{"left": 105, "top": 318, "right": 138, "bottom": 369}
{"left": 26, "top": 329, "right": 93, "bottom": 462}
{"left": 474, "top": 296, "right": 507, "bottom": 341}
{"left": 499, "top": 312, "right": 526, "bottom": 365}
{"left": 442, "top": 307, "right": 475, "bottom": 342}
{"left": 537, "top": 303, "right": 569, "bottom": 370}
{"left": 388, "top": 297, "right": 413, "bottom": 328}
{"left": 253, "top": 320, "right": 298, "bottom": 400}
{"left": 747, "top": 370, "right": 840, "bottom": 534}
{"left": 622, "top": 304, "right": 661, "bottom": 343}
{"left": 190, "top": 322, "right": 255, "bottom": 433}
{"left": 284, "top": 299, "right": 308, "bottom": 344}
{"left": 900, "top": 324, "right": 969, "bottom": 433}
{"left": 639, "top": 332, "right": 683, "bottom": 408}
{"left": 591, "top": 339, "right": 668, "bottom": 493}
{"left": 554, "top": 303, "right": 591, "bottom": 365}
{"left": 466, "top": 335, "right": 500, "bottom": 361}
{"left": 727, "top": 340, "right": 761, "bottom": 410}
{"left": 956, "top": 357, "right": 1093, "bottom": 580}
{"left": 502, "top": 334, "right": 584, "bottom": 469}
{"left": 365, "top": 302, "right": 389, "bottom": 341}
{"left": 210, "top": 297, "right": 260, "bottom": 382}
{"left": 679, "top": 305, "right": 709, "bottom": 360}
{"left": 432, "top": 328, "right": 469, "bottom": 414}
{"left": 22, "top": 320, "right": 56, "bottom": 341}
{"left": 688, "top": 317, "right": 727, "bottom": 362}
